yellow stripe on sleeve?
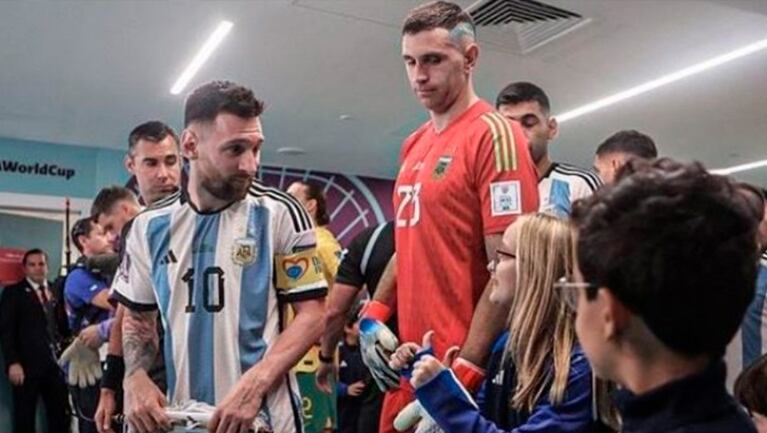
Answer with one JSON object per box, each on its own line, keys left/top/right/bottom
{"left": 490, "top": 113, "right": 517, "bottom": 171}
{"left": 483, "top": 113, "right": 515, "bottom": 172}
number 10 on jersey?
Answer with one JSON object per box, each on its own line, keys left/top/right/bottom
{"left": 181, "top": 267, "right": 225, "bottom": 313}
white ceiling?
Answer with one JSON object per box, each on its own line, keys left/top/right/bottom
{"left": 0, "top": 0, "right": 765, "bottom": 185}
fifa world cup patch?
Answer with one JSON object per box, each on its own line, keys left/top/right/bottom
{"left": 432, "top": 155, "right": 453, "bottom": 179}
{"left": 490, "top": 180, "right": 522, "bottom": 216}
{"left": 275, "top": 249, "right": 324, "bottom": 290}
{"left": 232, "top": 237, "right": 258, "bottom": 266}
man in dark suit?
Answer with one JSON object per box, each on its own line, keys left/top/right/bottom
{"left": 0, "top": 248, "right": 70, "bottom": 433}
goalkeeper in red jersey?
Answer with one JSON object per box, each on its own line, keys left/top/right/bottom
{"left": 355, "top": 2, "right": 540, "bottom": 432}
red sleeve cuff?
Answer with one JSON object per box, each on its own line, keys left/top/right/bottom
{"left": 360, "top": 300, "right": 392, "bottom": 322}
{"left": 452, "top": 357, "right": 486, "bottom": 393}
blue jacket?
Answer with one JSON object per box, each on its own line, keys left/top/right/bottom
{"left": 63, "top": 261, "right": 110, "bottom": 334}
{"left": 415, "top": 332, "right": 602, "bottom": 433}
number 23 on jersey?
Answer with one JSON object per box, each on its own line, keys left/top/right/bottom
{"left": 396, "top": 183, "right": 422, "bottom": 228}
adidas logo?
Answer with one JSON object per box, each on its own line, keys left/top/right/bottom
{"left": 160, "top": 250, "right": 178, "bottom": 265}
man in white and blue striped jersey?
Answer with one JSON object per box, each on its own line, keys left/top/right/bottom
{"left": 112, "top": 80, "right": 326, "bottom": 433}
{"left": 593, "top": 129, "right": 658, "bottom": 186}
{"left": 496, "top": 81, "right": 602, "bottom": 216}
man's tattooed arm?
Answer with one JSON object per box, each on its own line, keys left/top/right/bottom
{"left": 122, "top": 308, "right": 158, "bottom": 376}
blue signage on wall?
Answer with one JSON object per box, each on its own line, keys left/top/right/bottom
{"left": 0, "top": 137, "right": 127, "bottom": 198}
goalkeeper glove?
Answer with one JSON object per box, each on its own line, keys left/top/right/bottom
{"left": 359, "top": 301, "right": 400, "bottom": 391}
{"left": 58, "top": 338, "right": 102, "bottom": 388}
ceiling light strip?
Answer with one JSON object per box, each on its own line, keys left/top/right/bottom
{"left": 170, "top": 21, "right": 234, "bottom": 95}
{"left": 710, "top": 158, "right": 767, "bottom": 175}
{"left": 556, "top": 37, "right": 767, "bottom": 123}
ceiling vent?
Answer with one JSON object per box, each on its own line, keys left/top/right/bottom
{"left": 467, "top": 0, "right": 590, "bottom": 54}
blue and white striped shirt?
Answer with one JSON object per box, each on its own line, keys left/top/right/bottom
{"left": 112, "top": 183, "right": 326, "bottom": 433}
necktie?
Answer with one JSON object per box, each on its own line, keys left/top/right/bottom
{"left": 39, "top": 284, "right": 50, "bottom": 304}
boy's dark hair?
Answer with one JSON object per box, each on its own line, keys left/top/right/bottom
{"left": 495, "top": 81, "right": 551, "bottom": 114}
{"left": 71, "top": 217, "right": 96, "bottom": 253}
{"left": 736, "top": 183, "right": 766, "bottom": 224}
{"left": 571, "top": 158, "right": 758, "bottom": 357}
{"left": 184, "top": 80, "right": 264, "bottom": 127}
{"left": 734, "top": 354, "right": 767, "bottom": 416}
{"left": 595, "top": 130, "right": 658, "bottom": 159}
{"left": 91, "top": 186, "right": 137, "bottom": 222}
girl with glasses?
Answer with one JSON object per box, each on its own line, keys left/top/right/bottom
{"left": 390, "top": 213, "right": 610, "bottom": 433}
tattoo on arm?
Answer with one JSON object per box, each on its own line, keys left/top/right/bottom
{"left": 122, "top": 309, "right": 158, "bottom": 376}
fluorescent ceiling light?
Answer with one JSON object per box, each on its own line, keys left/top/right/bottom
{"left": 710, "top": 158, "right": 767, "bottom": 175}
{"left": 170, "top": 21, "right": 234, "bottom": 95}
{"left": 556, "top": 36, "right": 767, "bottom": 123}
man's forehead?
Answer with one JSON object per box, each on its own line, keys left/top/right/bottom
{"left": 204, "top": 113, "right": 264, "bottom": 142}
{"left": 499, "top": 101, "right": 545, "bottom": 117}
{"left": 26, "top": 254, "right": 46, "bottom": 263}
{"left": 214, "top": 112, "right": 262, "bottom": 131}
{"left": 402, "top": 27, "right": 458, "bottom": 54}
{"left": 133, "top": 136, "right": 179, "bottom": 159}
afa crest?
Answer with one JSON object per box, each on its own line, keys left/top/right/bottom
{"left": 232, "top": 238, "right": 257, "bottom": 266}
{"left": 432, "top": 155, "right": 453, "bottom": 179}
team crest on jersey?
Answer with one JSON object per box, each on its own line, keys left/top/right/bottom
{"left": 232, "top": 238, "right": 257, "bottom": 266}
{"left": 432, "top": 155, "right": 453, "bottom": 179}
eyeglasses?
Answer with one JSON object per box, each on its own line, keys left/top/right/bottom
{"left": 554, "top": 276, "right": 598, "bottom": 310}
{"left": 489, "top": 248, "right": 516, "bottom": 272}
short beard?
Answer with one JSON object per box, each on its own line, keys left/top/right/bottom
{"left": 529, "top": 140, "right": 548, "bottom": 164}
{"left": 201, "top": 175, "right": 252, "bottom": 202}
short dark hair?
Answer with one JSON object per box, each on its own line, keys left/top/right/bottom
{"left": 184, "top": 80, "right": 264, "bottom": 127}
{"left": 91, "top": 186, "right": 138, "bottom": 222}
{"left": 495, "top": 81, "right": 551, "bottom": 113}
{"left": 737, "top": 183, "right": 766, "bottom": 224}
{"left": 595, "top": 130, "right": 658, "bottom": 159}
{"left": 402, "top": 1, "right": 475, "bottom": 37}
{"left": 22, "top": 248, "right": 47, "bottom": 266}
{"left": 128, "top": 120, "right": 178, "bottom": 153}
{"left": 571, "top": 158, "right": 758, "bottom": 357}
{"left": 294, "top": 180, "right": 330, "bottom": 226}
{"left": 71, "top": 217, "right": 96, "bottom": 253}
{"left": 734, "top": 354, "right": 767, "bottom": 416}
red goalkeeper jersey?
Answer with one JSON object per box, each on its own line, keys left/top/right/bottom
{"left": 393, "top": 99, "right": 539, "bottom": 357}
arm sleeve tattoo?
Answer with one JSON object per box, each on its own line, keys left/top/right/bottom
{"left": 122, "top": 308, "right": 158, "bottom": 376}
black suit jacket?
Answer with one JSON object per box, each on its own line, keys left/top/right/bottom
{"left": 0, "top": 279, "right": 63, "bottom": 377}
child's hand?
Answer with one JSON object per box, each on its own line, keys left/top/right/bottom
{"left": 347, "top": 380, "right": 366, "bottom": 397}
{"left": 389, "top": 330, "right": 435, "bottom": 370}
{"left": 410, "top": 355, "right": 445, "bottom": 389}
{"left": 408, "top": 331, "right": 460, "bottom": 389}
